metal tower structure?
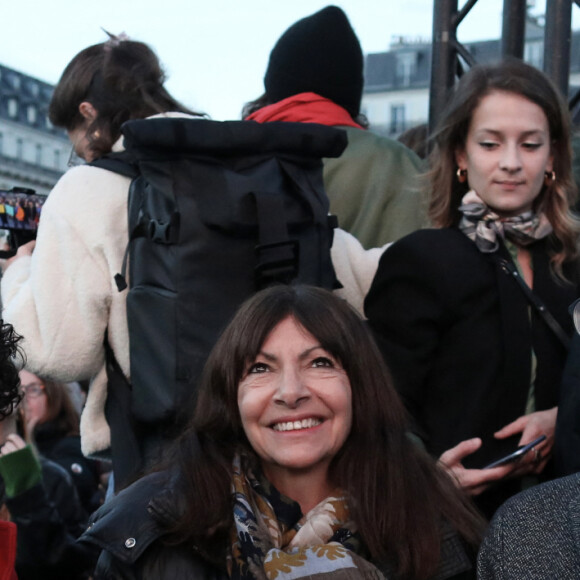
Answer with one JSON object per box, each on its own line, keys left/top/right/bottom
{"left": 429, "top": 0, "right": 579, "bottom": 132}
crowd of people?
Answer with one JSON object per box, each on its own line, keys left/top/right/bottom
{"left": 1, "top": 5, "right": 580, "bottom": 579}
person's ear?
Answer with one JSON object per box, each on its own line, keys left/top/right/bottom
{"left": 78, "top": 101, "right": 98, "bottom": 122}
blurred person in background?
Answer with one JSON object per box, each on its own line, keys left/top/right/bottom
{"left": 0, "top": 321, "right": 97, "bottom": 579}
{"left": 20, "top": 369, "right": 104, "bottom": 513}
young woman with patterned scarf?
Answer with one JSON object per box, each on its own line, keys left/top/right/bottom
{"left": 365, "top": 59, "right": 580, "bottom": 520}
{"left": 81, "top": 285, "right": 483, "bottom": 580}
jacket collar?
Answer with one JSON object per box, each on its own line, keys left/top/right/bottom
{"left": 81, "top": 468, "right": 474, "bottom": 578}
{"left": 80, "top": 471, "right": 175, "bottom": 564}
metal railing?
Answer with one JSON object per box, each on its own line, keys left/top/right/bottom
{"left": 429, "top": 0, "right": 578, "bottom": 132}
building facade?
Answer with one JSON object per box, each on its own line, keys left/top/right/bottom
{"left": 0, "top": 64, "right": 69, "bottom": 195}
{"left": 362, "top": 22, "right": 580, "bottom": 137}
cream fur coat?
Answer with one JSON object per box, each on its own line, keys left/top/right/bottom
{"left": 1, "top": 119, "right": 386, "bottom": 457}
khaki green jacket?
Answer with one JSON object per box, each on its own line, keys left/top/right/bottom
{"left": 323, "top": 126, "right": 428, "bottom": 248}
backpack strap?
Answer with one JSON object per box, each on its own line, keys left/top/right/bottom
{"left": 103, "top": 331, "right": 144, "bottom": 491}
{"left": 89, "top": 154, "right": 140, "bottom": 179}
{"left": 493, "top": 253, "right": 571, "bottom": 350}
{"left": 89, "top": 154, "right": 142, "bottom": 292}
{"left": 252, "top": 190, "right": 298, "bottom": 287}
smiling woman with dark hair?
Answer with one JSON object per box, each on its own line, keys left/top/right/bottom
{"left": 81, "top": 285, "right": 483, "bottom": 580}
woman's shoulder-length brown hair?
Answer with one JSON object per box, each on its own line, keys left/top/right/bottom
{"left": 428, "top": 58, "right": 579, "bottom": 277}
{"left": 164, "top": 285, "right": 482, "bottom": 579}
{"left": 48, "top": 38, "right": 201, "bottom": 159}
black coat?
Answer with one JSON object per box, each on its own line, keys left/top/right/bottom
{"left": 365, "top": 229, "right": 578, "bottom": 511}
{"left": 5, "top": 457, "right": 98, "bottom": 580}
{"left": 554, "top": 332, "right": 580, "bottom": 476}
{"left": 81, "top": 470, "right": 476, "bottom": 580}
{"left": 80, "top": 472, "right": 227, "bottom": 580}
{"left": 34, "top": 422, "right": 103, "bottom": 514}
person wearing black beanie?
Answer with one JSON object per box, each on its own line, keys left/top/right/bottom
{"left": 264, "top": 5, "right": 364, "bottom": 118}
{"left": 244, "top": 6, "right": 428, "bottom": 249}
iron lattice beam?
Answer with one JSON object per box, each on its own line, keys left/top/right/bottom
{"left": 544, "top": 0, "right": 573, "bottom": 96}
{"left": 428, "top": 0, "right": 579, "bottom": 132}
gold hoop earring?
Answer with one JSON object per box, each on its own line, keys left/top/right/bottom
{"left": 544, "top": 171, "right": 556, "bottom": 185}
{"left": 456, "top": 168, "right": 467, "bottom": 183}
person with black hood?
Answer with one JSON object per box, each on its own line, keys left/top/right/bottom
{"left": 243, "top": 5, "right": 428, "bottom": 249}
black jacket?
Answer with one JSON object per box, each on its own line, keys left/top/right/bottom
{"left": 34, "top": 422, "right": 103, "bottom": 514}
{"left": 554, "top": 332, "right": 580, "bottom": 476}
{"left": 81, "top": 470, "right": 476, "bottom": 580}
{"left": 6, "top": 457, "right": 98, "bottom": 580}
{"left": 80, "top": 471, "right": 227, "bottom": 580}
{"left": 365, "top": 229, "right": 578, "bottom": 513}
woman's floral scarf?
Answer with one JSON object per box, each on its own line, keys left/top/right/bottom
{"left": 458, "top": 190, "right": 552, "bottom": 253}
{"left": 227, "top": 455, "right": 385, "bottom": 580}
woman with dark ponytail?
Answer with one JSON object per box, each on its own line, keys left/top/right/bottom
{"left": 49, "top": 33, "right": 195, "bottom": 160}
{"left": 1, "top": 34, "right": 204, "bottom": 464}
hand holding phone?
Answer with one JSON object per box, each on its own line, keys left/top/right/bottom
{"left": 439, "top": 438, "right": 516, "bottom": 496}
{"left": 483, "top": 435, "right": 547, "bottom": 469}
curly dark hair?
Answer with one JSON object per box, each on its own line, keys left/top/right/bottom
{"left": 0, "top": 321, "right": 23, "bottom": 419}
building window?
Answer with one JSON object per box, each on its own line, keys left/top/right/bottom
{"left": 42, "top": 87, "right": 54, "bottom": 102}
{"left": 0, "top": 133, "right": 3, "bottom": 155}
{"left": 54, "top": 149, "right": 61, "bottom": 169}
{"left": 28, "top": 81, "right": 39, "bottom": 97}
{"left": 10, "top": 74, "right": 20, "bottom": 90}
{"left": 36, "top": 144, "right": 42, "bottom": 165}
{"left": 396, "top": 52, "right": 416, "bottom": 86}
{"left": 27, "top": 105, "right": 37, "bottom": 124}
{"left": 7, "top": 98, "right": 18, "bottom": 119}
{"left": 525, "top": 40, "right": 544, "bottom": 69}
{"left": 390, "top": 104, "right": 406, "bottom": 135}
{"left": 16, "top": 138, "right": 23, "bottom": 160}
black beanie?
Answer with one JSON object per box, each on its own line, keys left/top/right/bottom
{"left": 264, "top": 5, "right": 364, "bottom": 117}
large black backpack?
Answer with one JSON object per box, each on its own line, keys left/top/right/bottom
{"left": 93, "top": 117, "right": 347, "bottom": 486}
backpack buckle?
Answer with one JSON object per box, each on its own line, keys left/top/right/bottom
{"left": 146, "top": 213, "right": 180, "bottom": 244}
{"left": 255, "top": 240, "right": 299, "bottom": 287}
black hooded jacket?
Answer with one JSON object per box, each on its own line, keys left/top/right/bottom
{"left": 4, "top": 457, "right": 98, "bottom": 580}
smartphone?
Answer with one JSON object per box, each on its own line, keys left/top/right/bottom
{"left": 0, "top": 187, "right": 43, "bottom": 259}
{"left": 483, "top": 435, "right": 547, "bottom": 469}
